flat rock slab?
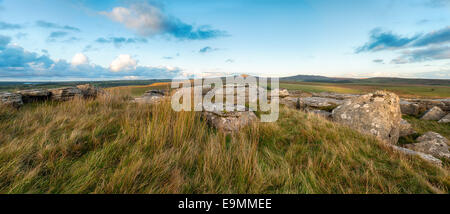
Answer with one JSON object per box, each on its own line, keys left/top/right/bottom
{"left": 391, "top": 145, "right": 442, "bottom": 167}
{"left": 16, "top": 89, "right": 51, "bottom": 103}
{"left": 405, "top": 131, "right": 450, "bottom": 160}
{"left": 49, "top": 87, "right": 82, "bottom": 101}
{"left": 299, "top": 97, "right": 344, "bottom": 108}
{"left": 311, "top": 92, "right": 358, "bottom": 100}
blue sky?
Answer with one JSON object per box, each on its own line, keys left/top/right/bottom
{"left": 0, "top": 0, "right": 449, "bottom": 80}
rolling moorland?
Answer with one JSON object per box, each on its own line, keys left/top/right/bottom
{"left": 0, "top": 76, "right": 449, "bottom": 193}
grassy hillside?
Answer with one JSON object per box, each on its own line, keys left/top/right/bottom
{"left": 0, "top": 89, "right": 448, "bottom": 193}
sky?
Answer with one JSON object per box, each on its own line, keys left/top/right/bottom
{"left": 0, "top": 0, "right": 449, "bottom": 81}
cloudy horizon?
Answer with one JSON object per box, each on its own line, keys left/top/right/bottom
{"left": 0, "top": 0, "right": 450, "bottom": 81}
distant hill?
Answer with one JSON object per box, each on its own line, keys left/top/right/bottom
{"left": 281, "top": 75, "right": 450, "bottom": 86}
{"left": 280, "top": 75, "right": 351, "bottom": 83}
{"left": 0, "top": 79, "right": 170, "bottom": 92}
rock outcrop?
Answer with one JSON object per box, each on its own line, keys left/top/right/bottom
{"left": 307, "top": 109, "right": 332, "bottom": 119}
{"left": 420, "top": 106, "right": 446, "bottom": 121}
{"left": 405, "top": 132, "right": 449, "bottom": 160}
{"left": 311, "top": 92, "right": 358, "bottom": 100}
{"left": 400, "top": 101, "right": 421, "bottom": 116}
{"left": 16, "top": 89, "right": 51, "bottom": 103}
{"left": 0, "top": 92, "right": 23, "bottom": 108}
{"left": 299, "top": 97, "right": 344, "bottom": 109}
{"left": 438, "top": 113, "right": 450, "bottom": 123}
{"left": 272, "top": 88, "right": 290, "bottom": 98}
{"left": 391, "top": 145, "right": 442, "bottom": 166}
{"left": 331, "top": 91, "right": 402, "bottom": 144}
{"left": 202, "top": 103, "right": 258, "bottom": 133}
{"left": 402, "top": 98, "right": 450, "bottom": 113}
{"left": 49, "top": 87, "right": 82, "bottom": 101}
{"left": 399, "top": 119, "right": 416, "bottom": 137}
{"left": 133, "top": 90, "right": 167, "bottom": 104}
{"left": 280, "top": 97, "right": 300, "bottom": 109}
{"left": 76, "top": 84, "right": 104, "bottom": 98}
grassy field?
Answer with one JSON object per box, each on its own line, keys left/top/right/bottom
{"left": 0, "top": 88, "right": 448, "bottom": 193}
{"left": 280, "top": 82, "right": 450, "bottom": 98}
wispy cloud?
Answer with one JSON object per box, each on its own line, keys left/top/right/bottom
{"left": 392, "top": 46, "right": 450, "bottom": 64}
{"left": 95, "top": 37, "right": 148, "bottom": 47}
{"left": 36, "top": 20, "right": 80, "bottom": 32}
{"left": 49, "top": 31, "right": 69, "bottom": 38}
{"left": 355, "top": 28, "right": 419, "bottom": 53}
{"left": 100, "top": 1, "right": 227, "bottom": 40}
{"left": 199, "top": 46, "right": 219, "bottom": 53}
{"left": 0, "top": 21, "right": 22, "bottom": 30}
{"left": 412, "top": 26, "right": 450, "bottom": 47}
{"left": 372, "top": 59, "right": 384, "bottom": 64}
{"left": 425, "top": 0, "right": 450, "bottom": 8}
{"left": 357, "top": 26, "right": 450, "bottom": 63}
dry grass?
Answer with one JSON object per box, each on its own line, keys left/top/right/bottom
{"left": 0, "top": 88, "right": 448, "bottom": 193}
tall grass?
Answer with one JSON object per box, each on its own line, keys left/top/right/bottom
{"left": 0, "top": 89, "right": 448, "bottom": 193}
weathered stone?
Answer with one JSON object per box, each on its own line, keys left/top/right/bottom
{"left": 436, "top": 99, "right": 450, "bottom": 112}
{"left": 76, "top": 84, "right": 104, "bottom": 98}
{"left": 202, "top": 103, "right": 258, "bottom": 133}
{"left": 280, "top": 97, "right": 300, "bottom": 109}
{"left": 16, "top": 89, "right": 51, "bottom": 103}
{"left": 0, "top": 92, "right": 23, "bottom": 108}
{"left": 331, "top": 91, "right": 402, "bottom": 144}
{"left": 391, "top": 145, "right": 442, "bottom": 167}
{"left": 272, "top": 88, "right": 290, "bottom": 98}
{"left": 405, "top": 132, "right": 449, "bottom": 160}
{"left": 49, "top": 87, "right": 82, "bottom": 101}
{"left": 420, "top": 106, "right": 446, "bottom": 121}
{"left": 402, "top": 98, "right": 450, "bottom": 112}
{"left": 307, "top": 109, "right": 332, "bottom": 119}
{"left": 133, "top": 90, "right": 167, "bottom": 104}
{"left": 299, "top": 97, "right": 344, "bottom": 109}
{"left": 399, "top": 119, "right": 416, "bottom": 137}
{"left": 289, "top": 90, "right": 312, "bottom": 98}
{"left": 400, "top": 100, "right": 421, "bottom": 116}
{"left": 311, "top": 92, "right": 358, "bottom": 100}
{"left": 143, "top": 89, "right": 167, "bottom": 97}
{"left": 438, "top": 113, "right": 450, "bottom": 123}
{"left": 209, "top": 86, "right": 267, "bottom": 104}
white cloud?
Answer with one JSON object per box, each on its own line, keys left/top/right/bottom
{"left": 100, "top": 2, "right": 225, "bottom": 40}
{"left": 123, "top": 75, "right": 139, "bottom": 80}
{"left": 100, "top": 3, "right": 165, "bottom": 37}
{"left": 110, "top": 54, "right": 137, "bottom": 72}
{"left": 71, "top": 53, "right": 89, "bottom": 66}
